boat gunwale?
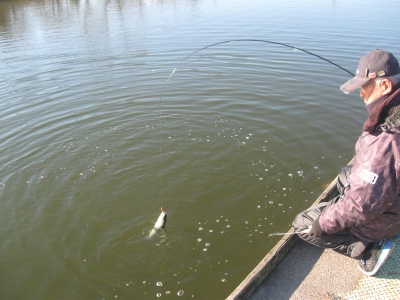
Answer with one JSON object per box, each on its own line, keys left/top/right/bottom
{"left": 226, "top": 159, "right": 353, "bottom": 300}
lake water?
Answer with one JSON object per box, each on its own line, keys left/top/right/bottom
{"left": 0, "top": 0, "right": 399, "bottom": 299}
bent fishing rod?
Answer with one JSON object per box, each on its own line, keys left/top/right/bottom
{"left": 158, "top": 39, "right": 354, "bottom": 109}
{"left": 158, "top": 39, "right": 355, "bottom": 200}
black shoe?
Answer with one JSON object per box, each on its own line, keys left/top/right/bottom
{"left": 358, "top": 240, "right": 395, "bottom": 276}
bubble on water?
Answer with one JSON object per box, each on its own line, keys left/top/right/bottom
{"left": 166, "top": 291, "right": 171, "bottom": 294}
{"left": 205, "top": 243, "right": 210, "bottom": 246}
{"left": 257, "top": 205, "right": 261, "bottom": 208}
{"left": 199, "top": 227, "right": 203, "bottom": 230}
{"left": 246, "top": 136, "right": 249, "bottom": 139}
{"left": 126, "top": 283, "right": 129, "bottom": 286}
{"left": 282, "top": 188, "right": 287, "bottom": 190}
{"left": 209, "top": 230, "right": 213, "bottom": 233}
{"left": 157, "top": 293, "right": 162, "bottom": 297}
{"left": 203, "top": 248, "right": 207, "bottom": 251}
{"left": 197, "top": 238, "right": 202, "bottom": 242}
{"left": 278, "top": 203, "right": 283, "bottom": 206}
{"left": 115, "top": 296, "right": 118, "bottom": 299}
{"left": 221, "top": 279, "right": 226, "bottom": 282}
{"left": 156, "top": 282, "right": 163, "bottom": 287}
{"left": 216, "top": 219, "right": 220, "bottom": 222}
{"left": 288, "top": 173, "right": 293, "bottom": 177}
{"left": 259, "top": 178, "right": 263, "bottom": 180}
{"left": 245, "top": 221, "right": 249, "bottom": 224}
{"left": 242, "top": 142, "right": 246, "bottom": 144}
{"left": 177, "top": 290, "right": 184, "bottom": 296}
{"left": 226, "top": 225, "right": 230, "bottom": 228}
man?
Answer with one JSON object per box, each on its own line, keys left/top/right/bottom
{"left": 293, "top": 49, "right": 400, "bottom": 276}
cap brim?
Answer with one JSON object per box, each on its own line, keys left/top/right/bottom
{"left": 340, "top": 77, "right": 370, "bottom": 94}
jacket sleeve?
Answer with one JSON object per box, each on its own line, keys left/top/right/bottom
{"left": 319, "top": 132, "right": 399, "bottom": 234}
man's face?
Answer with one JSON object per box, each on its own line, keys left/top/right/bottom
{"left": 360, "top": 79, "right": 384, "bottom": 104}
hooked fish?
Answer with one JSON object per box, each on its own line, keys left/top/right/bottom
{"left": 149, "top": 207, "right": 167, "bottom": 237}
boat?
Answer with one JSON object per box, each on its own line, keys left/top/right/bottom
{"left": 226, "top": 166, "right": 345, "bottom": 299}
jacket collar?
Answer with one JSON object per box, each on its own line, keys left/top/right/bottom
{"left": 363, "top": 85, "right": 400, "bottom": 132}
{"left": 384, "top": 105, "right": 400, "bottom": 129}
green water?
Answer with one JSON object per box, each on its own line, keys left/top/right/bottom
{"left": 0, "top": 0, "right": 399, "bottom": 298}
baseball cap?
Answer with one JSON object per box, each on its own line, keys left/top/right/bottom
{"left": 340, "top": 49, "right": 400, "bottom": 94}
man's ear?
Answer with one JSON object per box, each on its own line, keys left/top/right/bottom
{"left": 381, "top": 78, "right": 393, "bottom": 95}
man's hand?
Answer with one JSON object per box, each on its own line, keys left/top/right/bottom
{"left": 305, "top": 217, "right": 327, "bottom": 237}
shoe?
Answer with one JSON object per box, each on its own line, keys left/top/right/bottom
{"left": 358, "top": 240, "right": 395, "bottom": 276}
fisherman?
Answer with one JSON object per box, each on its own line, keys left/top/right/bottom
{"left": 292, "top": 49, "right": 400, "bottom": 276}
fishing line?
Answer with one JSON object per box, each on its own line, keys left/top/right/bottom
{"left": 158, "top": 39, "right": 355, "bottom": 201}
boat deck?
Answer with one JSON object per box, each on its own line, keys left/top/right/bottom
{"left": 250, "top": 236, "right": 400, "bottom": 299}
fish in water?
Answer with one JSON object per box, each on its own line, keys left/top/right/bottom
{"left": 149, "top": 207, "right": 167, "bottom": 237}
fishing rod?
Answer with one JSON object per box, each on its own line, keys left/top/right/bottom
{"left": 268, "top": 232, "right": 305, "bottom": 237}
{"left": 158, "top": 39, "right": 354, "bottom": 109}
{"left": 158, "top": 39, "right": 355, "bottom": 200}
{"left": 269, "top": 226, "right": 312, "bottom": 236}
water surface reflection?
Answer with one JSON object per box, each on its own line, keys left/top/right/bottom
{"left": 0, "top": 0, "right": 399, "bottom": 298}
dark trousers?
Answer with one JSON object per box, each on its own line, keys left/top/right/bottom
{"left": 292, "top": 165, "right": 369, "bottom": 259}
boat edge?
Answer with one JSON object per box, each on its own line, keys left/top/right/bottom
{"left": 226, "top": 159, "right": 354, "bottom": 300}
